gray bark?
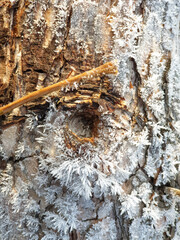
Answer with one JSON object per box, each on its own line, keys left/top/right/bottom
{"left": 0, "top": 0, "right": 180, "bottom": 239}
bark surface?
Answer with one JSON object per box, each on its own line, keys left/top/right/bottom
{"left": 0, "top": 1, "right": 180, "bottom": 240}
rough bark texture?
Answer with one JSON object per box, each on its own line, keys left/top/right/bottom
{"left": 0, "top": 0, "right": 180, "bottom": 240}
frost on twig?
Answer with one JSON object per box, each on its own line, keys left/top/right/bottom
{"left": 0, "top": 0, "right": 180, "bottom": 240}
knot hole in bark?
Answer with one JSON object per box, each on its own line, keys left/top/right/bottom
{"left": 68, "top": 112, "right": 98, "bottom": 139}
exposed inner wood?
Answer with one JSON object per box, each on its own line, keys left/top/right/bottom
{"left": 0, "top": 61, "right": 118, "bottom": 115}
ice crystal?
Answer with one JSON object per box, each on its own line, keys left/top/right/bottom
{"left": 0, "top": 0, "right": 180, "bottom": 239}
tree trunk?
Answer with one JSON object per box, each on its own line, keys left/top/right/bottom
{"left": 0, "top": 0, "right": 180, "bottom": 239}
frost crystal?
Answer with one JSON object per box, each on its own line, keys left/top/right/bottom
{"left": 0, "top": 0, "right": 180, "bottom": 239}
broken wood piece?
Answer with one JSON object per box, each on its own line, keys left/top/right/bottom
{"left": 0, "top": 61, "right": 118, "bottom": 116}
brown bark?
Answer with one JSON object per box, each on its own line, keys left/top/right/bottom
{"left": 0, "top": 1, "right": 180, "bottom": 240}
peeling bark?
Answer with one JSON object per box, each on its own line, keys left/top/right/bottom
{"left": 0, "top": 1, "right": 180, "bottom": 240}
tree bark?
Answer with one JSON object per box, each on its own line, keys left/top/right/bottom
{"left": 0, "top": 0, "right": 180, "bottom": 240}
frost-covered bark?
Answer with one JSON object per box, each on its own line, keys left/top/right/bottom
{"left": 0, "top": 0, "right": 180, "bottom": 240}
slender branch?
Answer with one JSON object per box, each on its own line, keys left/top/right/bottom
{"left": 0, "top": 61, "right": 117, "bottom": 115}
{"left": 166, "top": 187, "right": 180, "bottom": 197}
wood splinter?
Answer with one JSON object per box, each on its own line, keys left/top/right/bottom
{"left": 0, "top": 61, "right": 118, "bottom": 116}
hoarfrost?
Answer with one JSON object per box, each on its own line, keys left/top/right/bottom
{"left": 0, "top": 0, "right": 180, "bottom": 239}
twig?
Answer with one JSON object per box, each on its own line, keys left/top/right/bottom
{"left": 165, "top": 187, "right": 180, "bottom": 197}
{"left": 0, "top": 61, "right": 117, "bottom": 115}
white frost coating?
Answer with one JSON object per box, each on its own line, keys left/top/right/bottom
{"left": 86, "top": 217, "right": 117, "bottom": 240}
{"left": 121, "top": 190, "right": 141, "bottom": 219}
{"left": 9, "top": 0, "right": 17, "bottom": 4}
{"left": 72, "top": 0, "right": 98, "bottom": 7}
{"left": 109, "top": 0, "right": 180, "bottom": 239}
{"left": 70, "top": 1, "right": 98, "bottom": 48}
{"left": 1, "top": 125, "right": 18, "bottom": 159}
{"left": 0, "top": 0, "right": 180, "bottom": 239}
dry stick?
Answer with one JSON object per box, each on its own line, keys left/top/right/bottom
{"left": 166, "top": 187, "right": 180, "bottom": 197}
{"left": 0, "top": 61, "right": 118, "bottom": 116}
